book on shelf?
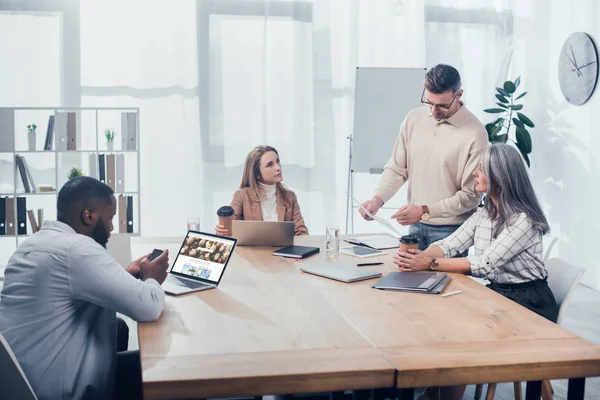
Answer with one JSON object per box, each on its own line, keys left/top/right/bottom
{"left": 0, "top": 108, "right": 15, "bottom": 152}
{"left": 27, "top": 209, "right": 38, "bottom": 233}
{"left": 43, "top": 115, "right": 55, "bottom": 151}
{"left": 89, "top": 153, "right": 98, "bottom": 180}
{"left": 37, "top": 208, "right": 44, "bottom": 229}
{"left": 15, "top": 154, "right": 37, "bottom": 193}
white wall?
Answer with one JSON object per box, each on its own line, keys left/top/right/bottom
{"left": 513, "top": 0, "right": 600, "bottom": 289}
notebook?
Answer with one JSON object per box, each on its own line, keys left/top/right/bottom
{"left": 372, "top": 271, "right": 449, "bottom": 294}
{"left": 344, "top": 235, "right": 399, "bottom": 250}
{"left": 300, "top": 263, "right": 382, "bottom": 283}
{"left": 273, "top": 245, "right": 320, "bottom": 259}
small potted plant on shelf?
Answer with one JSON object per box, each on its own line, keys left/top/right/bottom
{"left": 27, "top": 124, "right": 37, "bottom": 151}
{"left": 67, "top": 167, "right": 83, "bottom": 180}
{"left": 105, "top": 129, "right": 115, "bottom": 151}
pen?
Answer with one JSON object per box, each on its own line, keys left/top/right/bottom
{"left": 441, "top": 290, "right": 462, "bottom": 297}
{"left": 357, "top": 262, "right": 384, "bottom": 267}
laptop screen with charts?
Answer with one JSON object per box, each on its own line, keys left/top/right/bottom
{"left": 232, "top": 220, "right": 294, "bottom": 246}
{"left": 163, "top": 230, "right": 237, "bottom": 295}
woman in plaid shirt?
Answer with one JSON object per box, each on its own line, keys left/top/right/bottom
{"left": 394, "top": 143, "right": 559, "bottom": 323}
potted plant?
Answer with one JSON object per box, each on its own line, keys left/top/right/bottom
{"left": 105, "top": 129, "right": 115, "bottom": 151}
{"left": 27, "top": 124, "right": 37, "bottom": 151}
{"left": 483, "top": 77, "right": 535, "bottom": 167}
{"left": 67, "top": 167, "right": 83, "bottom": 180}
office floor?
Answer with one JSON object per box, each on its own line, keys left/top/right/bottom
{"left": 2, "top": 279, "right": 600, "bottom": 399}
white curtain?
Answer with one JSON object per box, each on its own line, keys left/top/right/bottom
{"left": 78, "top": 0, "right": 426, "bottom": 237}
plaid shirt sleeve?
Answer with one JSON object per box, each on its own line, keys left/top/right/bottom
{"left": 433, "top": 210, "right": 480, "bottom": 257}
{"left": 468, "top": 213, "right": 538, "bottom": 281}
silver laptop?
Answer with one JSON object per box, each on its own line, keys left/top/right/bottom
{"left": 300, "top": 263, "right": 382, "bottom": 283}
{"left": 232, "top": 220, "right": 294, "bottom": 247}
{"left": 162, "top": 230, "right": 237, "bottom": 295}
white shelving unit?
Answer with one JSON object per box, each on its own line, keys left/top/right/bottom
{"left": 0, "top": 107, "right": 141, "bottom": 265}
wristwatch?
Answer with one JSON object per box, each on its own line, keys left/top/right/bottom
{"left": 421, "top": 205, "right": 431, "bottom": 222}
{"left": 429, "top": 257, "right": 439, "bottom": 271}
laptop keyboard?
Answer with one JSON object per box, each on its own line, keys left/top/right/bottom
{"left": 166, "top": 276, "right": 210, "bottom": 289}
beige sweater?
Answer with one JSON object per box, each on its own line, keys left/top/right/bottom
{"left": 374, "top": 104, "right": 488, "bottom": 226}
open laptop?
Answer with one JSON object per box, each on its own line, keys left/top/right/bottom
{"left": 162, "top": 230, "right": 237, "bottom": 295}
{"left": 300, "top": 262, "right": 382, "bottom": 283}
{"left": 232, "top": 220, "right": 294, "bottom": 246}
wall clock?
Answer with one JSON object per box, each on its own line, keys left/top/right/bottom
{"left": 558, "top": 32, "right": 599, "bottom": 105}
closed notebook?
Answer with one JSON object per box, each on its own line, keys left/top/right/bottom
{"left": 273, "top": 245, "right": 320, "bottom": 259}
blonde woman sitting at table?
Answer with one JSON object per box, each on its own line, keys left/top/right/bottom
{"left": 393, "top": 143, "right": 559, "bottom": 400}
{"left": 215, "top": 145, "right": 309, "bottom": 236}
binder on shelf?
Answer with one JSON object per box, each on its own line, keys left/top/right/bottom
{"left": 127, "top": 113, "right": 137, "bottom": 150}
{"left": 54, "top": 112, "right": 68, "bottom": 151}
{"left": 98, "top": 154, "right": 106, "bottom": 184}
{"left": 6, "top": 197, "right": 15, "bottom": 235}
{"left": 116, "top": 153, "right": 125, "bottom": 193}
{"left": 16, "top": 197, "right": 27, "bottom": 235}
{"left": 43, "top": 115, "right": 55, "bottom": 151}
{"left": 67, "top": 112, "right": 76, "bottom": 150}
{"left": 106, "top": 154, "right": 116, "bottom": 191}
{"left": 27, "top": 209, "right": 38, "bottom": 233}
{"left": 0, "top": 196, "right": 6, "bottom": 235}
{"left": 89, "top": 153, "right": 98, "bottom": 180}
{"left": 0, "top": 108, "right": 15, "bottom": 152}
{"left": 121, "top": 113, "right": 129, "bottom": 150}
{"left": 126, "top": 195, "right": 134, "bottom": 233}
{"left": 37, "top": 208, "right": 44, "bottom": 229}
{"left": 118, "top": 195, "right": 127, "bottom": 233}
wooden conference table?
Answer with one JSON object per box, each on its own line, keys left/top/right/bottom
{"left": 136, "top": 235, "right": 600, "bottom": 400}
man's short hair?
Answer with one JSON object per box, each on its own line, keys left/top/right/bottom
{"left": 57, "top": 176, "right": 114, "bottom": 222}
{"left": 424, "top": 64, "right": 462, "bottom": 94}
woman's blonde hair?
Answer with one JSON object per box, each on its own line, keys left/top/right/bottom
{"left": 240, "top": 145, "right": 288, "bottom": 203}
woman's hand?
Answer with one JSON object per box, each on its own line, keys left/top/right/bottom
{"left": 393, "top": 248, "right": 432, "bottom": 272}
{"left": 215, "top": 224, "right": 229, "bottom": 236}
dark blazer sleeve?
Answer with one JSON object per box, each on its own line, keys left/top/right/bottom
{"left": 289, "top": 192, "right": 308, "bottom": 236}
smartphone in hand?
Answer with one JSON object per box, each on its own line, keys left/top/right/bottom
{"left": 149, "top": 248, "right": 164, "bottom": 261}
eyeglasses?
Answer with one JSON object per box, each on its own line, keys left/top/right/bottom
{"left": 420, "top": 88, "right": 460, "bottom": 111}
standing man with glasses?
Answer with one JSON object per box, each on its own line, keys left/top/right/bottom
{"left": 360, "top": 64, "right": 488, "bottom": 251}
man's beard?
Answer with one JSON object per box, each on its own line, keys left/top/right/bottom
{"left": 92, "top": 219, "right": 110, "bottom": 248}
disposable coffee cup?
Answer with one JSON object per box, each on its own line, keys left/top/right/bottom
{"left": 399, "top": 235, "right": 419, "bottom": 253}
{"left": 217, "top": 206, "right": 234, "bottom": 236}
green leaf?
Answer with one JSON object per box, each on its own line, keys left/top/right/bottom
{"left": 509, "top": 104, "right": 524, "bottom": 110}
{"left": 514, "top": 76, "right": 521, "bottom": 88}
{"left": 495, "top": 94, "right": 509, "bottom": 104}
{"left": 522, "top": 152, "right": 530, "bottom": 167}
{"left": 495, "top": 134, "right": 508, "bottom": 143}
{"left": 512, "top": 117, "right": 525, "bottom": 128}
{"left": 496, "top": 87, "right": 509, "bottom": 97}
{"left": 516, "top": 126, "right": 532, "bottom": 154}
{"left": 496, "top": 102, "right": 509, "bottom": 109}
{"left": 485, "top": 123, "right": 495, "bottom": 140}
{"left": 515, "top": 91, "right": 528, "bottom": 101}
{"left": 517, "top": 112, "right": 535, "bottom": 128}
{"left": 491, "top": 124, "right": 503, "bottom": 136}
{"left": 484, "top": 108, "right": 506, "bottom": 114}
{"left": 504, "top": 81, "right": 516, "bottom": 94}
